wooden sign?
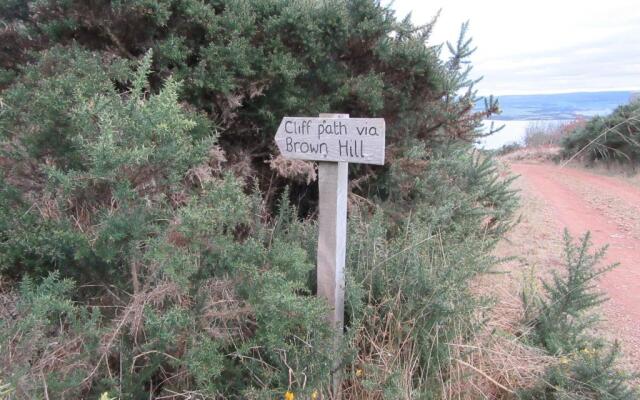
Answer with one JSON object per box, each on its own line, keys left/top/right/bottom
{"left": 275, "top": 117, "right": 385, "bottom": 165}
{"left": 275, "top": 113, "right": 385, "bottom": 398}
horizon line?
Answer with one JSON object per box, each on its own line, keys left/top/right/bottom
{"left": 477, "top": 88, "right": 640, "bottom": 97}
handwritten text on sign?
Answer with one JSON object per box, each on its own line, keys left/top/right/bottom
{"left": 275, "top": 117, "right": 385, "bottom": 165}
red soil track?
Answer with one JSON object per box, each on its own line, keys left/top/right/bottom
{"left": 512, "top": 162, "right": 640, "bottom": 361}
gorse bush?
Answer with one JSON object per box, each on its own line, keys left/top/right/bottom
{"left": 1, "top": 48, "right": 213, "bottom": 281}
{"left": 2, "top": 272, "right": 102, "bottom": 396}
{"left": 520, "top": 232, "right": 637, "bottom": 399}
{"left": 0, "top": 0, "right": 521, "bottom": 398}
{"left": 1, "top": 54, "right": 334, "bottom": 398}
{"left": 0, "top": 0, "right": 498, "bottom": 212}
{"left": 343, "top": 146, "right": 518, "bottom": 398}
{"left": 561, "top": 100, "right": 640, "bottom": 165}
{"left": 524, "top": 232, "right": 614, "bottom": 354}
{"left": 520, "top": 344, "right": 637, "bottom": 400}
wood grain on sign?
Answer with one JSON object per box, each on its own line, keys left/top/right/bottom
{"left": 275, "top": 117, "right": 385, "bottom": 165}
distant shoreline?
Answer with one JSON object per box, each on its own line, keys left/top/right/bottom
{"left": 480, "top": 89, "right": 640, "bottom": 97}
{"left": 476, "top": 90, "right": 635, "bottom": 121}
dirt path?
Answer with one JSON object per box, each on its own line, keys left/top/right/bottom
{"left": 507, "top": 162, "right": 640, "bottom": 369}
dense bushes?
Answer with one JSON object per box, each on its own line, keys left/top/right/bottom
{"left": 0, "top": 0, "right": 497, "bottom": 212}
{"left": 1, "top": 53, "right": 333, "bottom": 398}
{"left": 562, "top": 100, "right": 640, "bottom": 164}
{"left": 343, "top": 146, "right": 518, "bottom": 397}
{"left": 2, "top": 0, "right": 635, "bottom": 398}
{"left": 1, "top": 141, "right": 518, "bottom": 398}
{"left": 0, "top": 1, "right": 518, "bottom": 398}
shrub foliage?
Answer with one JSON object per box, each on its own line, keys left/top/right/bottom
{"left": 520, "top": 232, "right": 637, "bottom": 399}
{"left": 0, "top": 1, "right": 520, "bottom": 399}
{"left": 561, "top": 99, "right": 640, "bottom": 165}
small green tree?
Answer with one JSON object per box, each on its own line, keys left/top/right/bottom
{"left": 520, "top": 231, "right": 637, "bottom": 399}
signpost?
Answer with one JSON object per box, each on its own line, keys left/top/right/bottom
{"left": 275, "top": 113, "right": 385, "bottom": 397}
{"left": 275, "top": 116, "right": 385, "bottom": 165}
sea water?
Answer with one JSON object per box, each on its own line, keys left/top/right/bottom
{"left": 474, "top": 91, "right": 636, "bottom": 150}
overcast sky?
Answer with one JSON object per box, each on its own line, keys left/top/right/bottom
{"left": 387, "top": 0, "right": 640, "bottom": 95}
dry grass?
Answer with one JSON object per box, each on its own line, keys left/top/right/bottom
{"left": 343, "top": 299, "right": 422, "bottom": 400}
{"left": 524, "top": 120, "right": 586, "bottom": 148}
{"left": 267, "top": 155, "right": 317, "bottom": 184}
{"left": 455, "top": 262, "right": 556, "bottom": 398}
{"left": 441, "top": 172, "right": 565, "bottom": 399}
{"left": 499, "top": 146, "right": 561, "bottom": 163}
{"left": 342, "top": 291, "right": 554, "bottom": 400}
{"left": 341, "top": 209, "right": 558, "bottom": 399}
{"left": 497, "top": 119, "right": 587, "bottom": 164}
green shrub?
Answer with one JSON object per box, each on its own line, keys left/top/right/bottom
{"left": 342, "top": 146, "right": 518, "bottom": 396}
{"left": 561, "top": 100, "right": 640, "bottom": 164}
{"left": 520, "top": 343, "right": 637, "bottom": 400}
{"left": 1, "top": 48, "right": 212, "bottom": 281}
{"left": 520, "top": 231, "right": 637, "bottom": 399}
{"left": 1, "top": 0, "right": 499, "bottom": 213}
{"left": 1, "top": 49, "right": 334, "bottom": 398}
{"left": 386, "top": 144, "right": 518, "bottom": 239}
{"left": 0, "top": 272, "right": 102, "bottom": 398}
{"left": 1, "top": 186, "right": 335, "bottom": 399}
{"left": 0, "top": 1, "right": 518, "bottom": 398}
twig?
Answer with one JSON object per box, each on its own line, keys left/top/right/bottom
{"left": 373, "top": 234, "right": 437, "bottom": 269}
{"left": 41, "top": 372, "right": 50, "bottom": 400}
{"left": 102, "top": 26, "right": 134, "bottom": 59}
{"left": 130, "top": 351, "right": 181, "bottom": 374}
{"left": 82, "top": 302, "right": 135, "bottom": 385}
{"left": 454, "top": 358, "right": 516, "bottom": 394}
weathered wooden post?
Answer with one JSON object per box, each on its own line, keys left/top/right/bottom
{"left": 316, "top": 113, "right": 349, "bottom": 397}
{"left": 275, "top": 113, "right": 385, "bottom": 398}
